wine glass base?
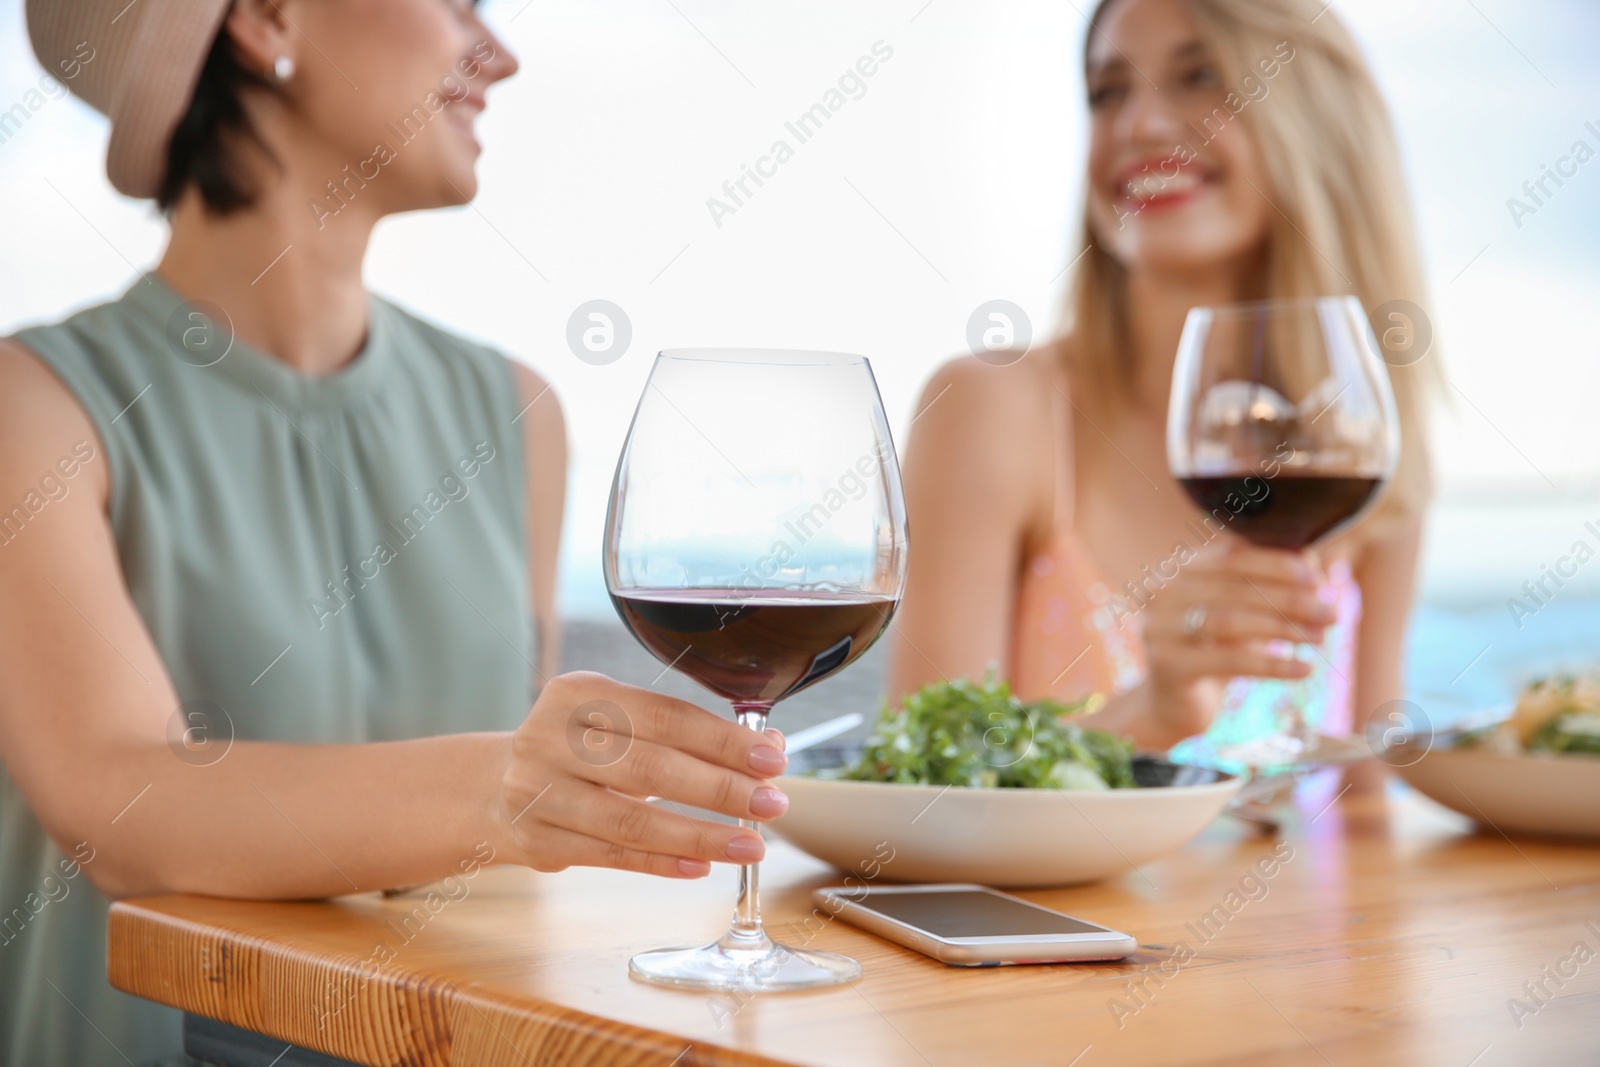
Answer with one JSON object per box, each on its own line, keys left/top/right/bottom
{"left": 628, "top": 938, "right": 861, "bottom": 992}
{"left": 1216, "top": 734, "right": 1313, "bottom": 768}
{"left": 1217, "top": 732, "right": 1372, "bottom": 770}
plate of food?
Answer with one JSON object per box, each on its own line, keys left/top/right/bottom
{"left": 769, "top": 675, "right": 1241, "bottom": 887}
{"left": 1391, "top": 674, "right": 1600, "bottom": 840}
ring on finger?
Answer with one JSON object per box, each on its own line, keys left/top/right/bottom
{"left": 1182, "top": 602, "right": 1211, "bottom": 643}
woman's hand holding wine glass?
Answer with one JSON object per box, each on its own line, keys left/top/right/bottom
{"left": 495, "top": 672, "right": 792, "bottom": 879}
{"left": 1137, "top": 540, "right": 1336, "bottom": 744}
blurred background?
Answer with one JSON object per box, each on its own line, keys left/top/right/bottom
{"left": 2, "top": 0, "right": 1597, "bottom": 734}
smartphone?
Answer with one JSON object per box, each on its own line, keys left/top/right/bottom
{"left": 813, "top": 883, "right": 1137, "bottom": 966}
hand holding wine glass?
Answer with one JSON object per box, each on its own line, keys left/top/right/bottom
{"left": 495, "top": 671, "right": 792, "bottom": 879}
{"left": 1134, "top": 539, "right": 1338, "bottom": 744}
{"left": 1167, "top": 295, "right": 1399, "bottom": 765}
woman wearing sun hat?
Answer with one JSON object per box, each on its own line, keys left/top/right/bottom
{"left": 0, "top": 2, "right": 793, "bottom": 1062}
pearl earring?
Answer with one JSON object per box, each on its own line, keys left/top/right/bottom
{"left": 272, "top": 55, "right": 294, "bottom": 81}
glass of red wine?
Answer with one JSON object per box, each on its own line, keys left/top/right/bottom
{"left": 1167, "top": 296, "right": 1399, "bottom": 765}
{"left": 605, "top": 348, "right": 907, "bottom": 991}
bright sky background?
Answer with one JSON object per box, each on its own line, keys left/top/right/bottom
{"left": 2, "top": 0, "right": 1597, "bottom": 620}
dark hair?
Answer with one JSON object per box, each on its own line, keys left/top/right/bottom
{"left": 157, "top": 27, "right": 278, "bottom": 214}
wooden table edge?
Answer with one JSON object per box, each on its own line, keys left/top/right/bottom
{"left": 107, "top": 901, "right": 794, "bottom": 1067}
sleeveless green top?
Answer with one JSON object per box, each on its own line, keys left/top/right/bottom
{"left": 0, "top": 273, "right": 533, "bottom": 1066}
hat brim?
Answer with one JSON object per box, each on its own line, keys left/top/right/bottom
{"left": 107, "top": 0, "right": 233, "bottom": 199}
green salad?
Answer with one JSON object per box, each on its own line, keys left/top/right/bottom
{"left": 823, "top": 673, "right": 1136, "bottom": 789}
{"left": 1457, "top": 674, "right": 1600, "bottom": 757}
{"left": 1527, "top": 713, "right": 1600, "bottom": 755}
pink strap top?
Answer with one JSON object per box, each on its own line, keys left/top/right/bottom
{"left": 1009, "top": 531, "right": 1148, "bottom": 701}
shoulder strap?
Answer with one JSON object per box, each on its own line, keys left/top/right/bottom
{"left": 1044, "top": 358, "right": 1075, "bottom": 533}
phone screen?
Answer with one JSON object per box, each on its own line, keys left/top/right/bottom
{"left": 849, "top": 890, "right": 1111, "bottom": 939}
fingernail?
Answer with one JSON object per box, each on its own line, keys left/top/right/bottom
{"left": 749, "top": 786, "right": 789, "bottom": 818}
{"left": 677, "top": 857, "right": 711, "bottom": 877}
{"left": 748, "top": 745, "right": 787, "bottom": 775}
{"left": 726, "top": 835, "right": 765, "bottom": 862}
{"left": 767, "top": 729, "right": 787, "bottom": 751}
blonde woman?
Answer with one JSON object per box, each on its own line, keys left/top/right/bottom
{"left": 890, "top": 0, "right": 1437, "bottom": 757}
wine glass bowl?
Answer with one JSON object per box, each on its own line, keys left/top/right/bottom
{"left": 1169, "top": 295, "right": 1399, "bottom": 551}
{"left": 604, "top": 348, "right": 908, "bottom": 992}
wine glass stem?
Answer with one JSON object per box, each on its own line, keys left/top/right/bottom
{"left": 728, "top": 703, "right": 771, "bottom": 945}
{"left": 1287, "top": 641, "right": 1315, "bottom": 742}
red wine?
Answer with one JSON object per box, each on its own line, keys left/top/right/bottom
{"left": 1178, "top": 474, "right": 1382, "bottom": 550}
{"left": 611, "top": 588, "right": 897, "bottom": 706}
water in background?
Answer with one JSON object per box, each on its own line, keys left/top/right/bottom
{"left": 1408, "top": 599, "right": 1600, "bottom": 728}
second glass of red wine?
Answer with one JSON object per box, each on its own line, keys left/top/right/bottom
{"left": 1167, "top": 295, "right": 1399, "bottom": 763}
{"left": 604, "top": 348, "right": 908, "bottom": 991}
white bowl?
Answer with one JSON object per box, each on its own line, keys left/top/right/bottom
{"left": 770, "top": 754, "right": 1241, "bottom": 888}
{"left": 1394, "top": 746, "right": 1600, "bottom": 839}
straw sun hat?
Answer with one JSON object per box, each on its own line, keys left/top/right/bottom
{"left": 26, "top": 0, "right": 236, "bottom": 198}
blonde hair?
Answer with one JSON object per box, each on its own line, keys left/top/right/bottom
{"left": 1063, "top": 0, "right": 1439, "bottom": 535}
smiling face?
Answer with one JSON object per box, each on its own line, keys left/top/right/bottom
{"left": 257, "top": 0, "right": 518, "bottom": 212}
{"left": 1083, "top": 0, "right": 1273, "bottom": 277}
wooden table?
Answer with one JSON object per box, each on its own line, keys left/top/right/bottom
{"left": 109, "top": 784, "right": 1600, "bottom": 1066}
